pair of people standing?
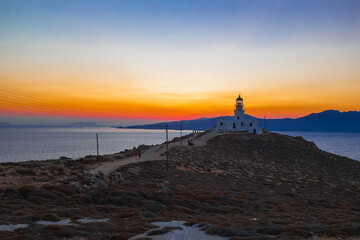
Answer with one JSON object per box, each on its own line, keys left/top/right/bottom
{"left": 132, "top": 146, "right": 141, "bottom": 159}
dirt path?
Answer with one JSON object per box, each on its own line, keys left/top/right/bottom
{"left": 90, "top": 131, "right": 223, "bottom": 175}
{"left": 89, "top": 144, "right": 164, "bottom": 175}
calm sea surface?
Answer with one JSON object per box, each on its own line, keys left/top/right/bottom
{"left": 0, "top": 128, "right": 191, "bottom": 163}
{"left": 276, "top": 131, "right": 360, "bottom": 161}
{"left": 0, "top": 128, "right": 359, "bottom": 163}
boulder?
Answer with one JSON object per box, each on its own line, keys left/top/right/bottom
{"left": 127, "top": 167, "right": 141, "bottom": 175}
{"left": 109, "top": 172, "right": 125, "bottom": 185}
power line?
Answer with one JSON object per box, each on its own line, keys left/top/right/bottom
{"left": 0, "top": 89, "right": 123, "bottom": 119}
{"left": 0, "top": 89, "right": 126, "bottom": 125}
{"left": 0, "top": 98, "right": 122, "bottom": 125}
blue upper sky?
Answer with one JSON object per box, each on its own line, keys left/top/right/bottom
{"left": 1, "top": 0, "right": 359, "bottom": 46}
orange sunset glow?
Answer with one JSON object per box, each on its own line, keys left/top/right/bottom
{"left": 1, "top": 1, "right": 360, "bottom": 125}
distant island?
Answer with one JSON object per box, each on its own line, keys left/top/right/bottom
{"left": 0, "top": 122, "right": 107, "bottom": 128}
{"left": 2, "top": 110, "right": 359, "bottom": 132}
{"left": 118, "top": 110, "right": 360, "bottom": 132}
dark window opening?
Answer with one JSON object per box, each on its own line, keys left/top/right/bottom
{"left": 241, "top": 122, "right": 244, "bottom": 127}
{"left": 237, "top": 116, "right": 239, "bottom": 119}
{"left": 250, "top": 122, "right": 252, "bottom": 127}
{"left": 220, "top": 122, "right": 223, "bottom": 126}
{"left": 253, "top": 129, "right": 256, "bottom": 134}
{"left": 233, "top": 123, "right": 236, "bottom": 128}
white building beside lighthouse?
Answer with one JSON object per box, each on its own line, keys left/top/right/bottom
{"left": 215, "top": 95, "right": 262, "bottom": 134}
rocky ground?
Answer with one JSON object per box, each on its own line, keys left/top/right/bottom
{"left": 0, "top": 132, "right": 359, "bottom": 240}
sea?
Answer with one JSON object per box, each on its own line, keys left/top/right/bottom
{"left": 0, "top": 127, "right": 359, "bottom": 163}
{"left": 275, "top": 131, "right": 360, "bottom": 161}
{"left": 0, "top": 128, "right": 191, "bottom": 163}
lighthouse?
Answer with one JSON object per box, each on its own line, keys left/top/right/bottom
{"left": 215, "top": 94, "right": 262, "bottom": 134}
{"left": 234, "top": 94, "right": 245, "bottom": 120}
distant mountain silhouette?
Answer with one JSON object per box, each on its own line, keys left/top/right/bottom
{"left": 118, "top": 110, "right": 360, "bottom": 132}
{"left": 66, "top": 122, "right": 106, "bottom": 127}
{"left": 265, "top": 110, "right": 360, "bottom": 132}
{"left": 0, "top": 122, "right": 106, "bottom": 128}
{"left": 0, "top": 122, "right": 11, "bottom": 127}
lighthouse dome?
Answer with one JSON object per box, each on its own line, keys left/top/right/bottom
{"left": 236, "top": 95, "right": 243, "bottom": 101}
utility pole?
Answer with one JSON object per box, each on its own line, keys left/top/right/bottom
{"left": 211, "top": 117, "right": 213, "bottom": 130}
{"left": 264, "top": 115, "right": 267, "bottom": 135}
{"left": 180, "top": 125, "right": 182, "bottom": 145}
{"left": 96, "top": 133, "right": 99, "bottom": 156}
{"left": 166, "top": 124, "right": 169, "bottom": 171}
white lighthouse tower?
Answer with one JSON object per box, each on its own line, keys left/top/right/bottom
{"left": 215, "top": 94, "right": 262, "bottom": 134}
{"left": 234, "top": 94, "right": 245, "bottom": 120}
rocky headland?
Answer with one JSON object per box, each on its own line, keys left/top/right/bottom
{"left": 0, "top": 132, "right": 359, "bottom": 240}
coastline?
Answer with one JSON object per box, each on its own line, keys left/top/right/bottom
{"left": 1, "top": 131, "right": 360, "bottom": 239}
{"left": 1, "top": 128, "right": 359, "bottom": 164}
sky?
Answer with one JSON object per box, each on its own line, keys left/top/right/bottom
{"left": 0, "top": 0, "right": 360, "bottom": 125}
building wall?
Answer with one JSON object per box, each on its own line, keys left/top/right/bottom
{"left": 216, "top": 116, "right": 262, "bottom": 134}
